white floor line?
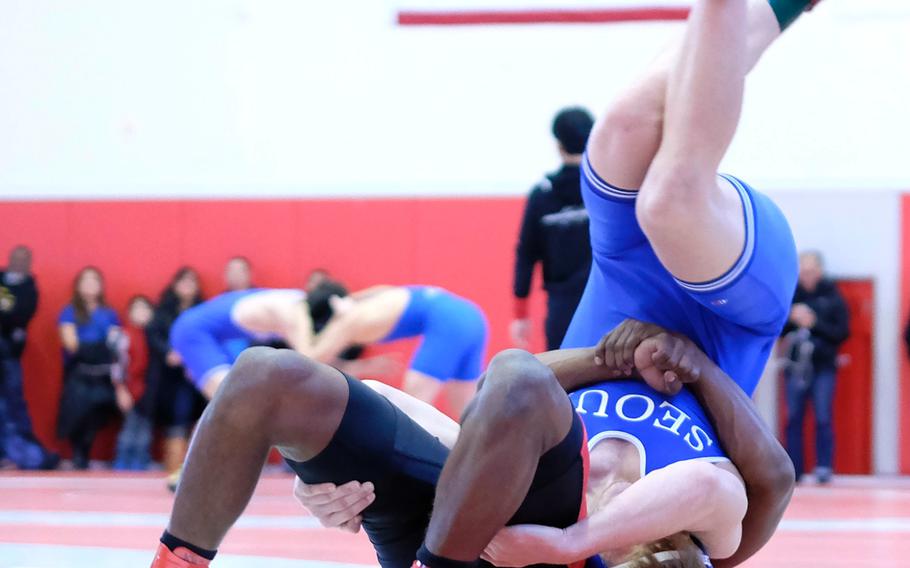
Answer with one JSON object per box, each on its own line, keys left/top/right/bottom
{"left": 778, "top": 517, "right": 910, "bottom": 532}
{"left": 0, "top": 510, "right": 321, "bottom": 529}
{"left": 0, "top": 543, "right": 376, "bottom": 568}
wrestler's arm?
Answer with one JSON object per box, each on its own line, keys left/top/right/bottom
{"left": 679, "top": 343, "right": 796, "bottom": 567}
{"left": 632, "top": 333, "right": 795, "bottom": 566}
{"left": 349, "top": 285, "right": 395, "bottom": 300}
{"left": 282, "top": 301, "right": 356, "bottom": 364}
{"left": 533, "top": 347, "right": 616, "bottom": 391}
{"left": 483, "top": 460, "right": 746, "bottom": 566}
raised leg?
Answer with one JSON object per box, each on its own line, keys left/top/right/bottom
{"left": 587, "top": 0, "right": 784, "bottom": 192}
{"left": 403, "top": 369, "right": 444, "bottom": 406}
{"left": 443, "top": 380, "right": 477, "bottom": 418}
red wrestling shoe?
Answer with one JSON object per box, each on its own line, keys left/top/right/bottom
{"left": 150, "top": 543, "right": 211, "bottom": 568}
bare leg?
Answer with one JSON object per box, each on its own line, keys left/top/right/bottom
{"left": 588, "top": 0, "right": 783, "bottom": 191}
{"left": 403, "top": 369, "right": 444, "bottom": 406}
{"left": 444, "top": 380, "right": 478, "bottom": 418}
{"left": 166, "top": 347, "right": 347, "bottom": 550}
{"left": 636, "top": 0, "right": 782, "bottom": 283}
{"left": 421, "top": 350, "right": 575, "bottom": 561}
{"left": 200, "top": 368, "right": 229, "bottom": 400}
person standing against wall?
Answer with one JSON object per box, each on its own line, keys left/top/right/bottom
{"left": 57, "top": 266, "right": 121, "bottom": 469}
{"left": 0, "top": 245, "right": 58, "bottom": 469}
{"left": 223, "top": 256, "right": 253, "bottom": 293}
{"left": 783, "top": 251, "right": 850, "bottom": 484}
{"left": 511, "top": 107, "right": 594, "bottom": 350}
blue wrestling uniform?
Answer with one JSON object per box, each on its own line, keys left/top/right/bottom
{"left": 382, "top": 286, "right": 488, "bottom": 382}
{"left": 562, "top": 156, "right": 798, "bottom": 394}
{"left": 170, "top": 288, "right": 304, "bottom": 388}
{"left": 570, "top": 381, "right": 729, "bottom": 475}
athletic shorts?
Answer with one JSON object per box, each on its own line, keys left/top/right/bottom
{"left": 169, "top": 316, "right": 233, "bottom": 390}
{"left": 285, "top": 373, "right": 587, "bottom": 568}
{"left": 564, "top": 156, "right": 798, "bottom": 393}
{"left": 384, "top": 287, "right": 489, "bottom": 382}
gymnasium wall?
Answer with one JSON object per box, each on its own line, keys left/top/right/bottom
{"left": 0, "top": 0, "right": 908, "bottom": 199}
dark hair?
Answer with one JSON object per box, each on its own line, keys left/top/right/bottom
{"left": 159, "top": 266, "right": 204, "bottom": 315}
{"left": 552, "top": 106, "right": 595, "bottom": 155}
{"left": 71, "top": 266, "right": 107, "bottom": 324}
{"left": 307, "top": 279, "right": 349, "bottom": 332}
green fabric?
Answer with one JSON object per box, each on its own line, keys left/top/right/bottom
{"left": 768, "top": 0, "right": 813, "bottom": 31}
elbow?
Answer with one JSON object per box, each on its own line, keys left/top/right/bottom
{"left": 755, "top": 453, "right": 796, "bottom": 505}
{"left": 773, "top": 458, "right": 797, "bottom": 497}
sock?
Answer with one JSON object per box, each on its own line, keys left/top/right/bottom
{"left": 415, "top": 544, "right": 476, "bottom": 568}
{"left": 767, "top": 0, "right": 816, "bottom": 31}
{"left": 160, "top": 530, "right": 217, "bottom": 563}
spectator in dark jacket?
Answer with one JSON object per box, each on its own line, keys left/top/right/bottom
{"left": 0, "top": 245, "right": 58, "bottom": 469}
{"left": 57, "top": 266, "right": 121, "bottom": 469}
{"left": 512, "top": 107, "right": 594, "bottom": 350}
{"left": 782, "top": 251, "right": 850, "bottom": 484}
{"left": 146, "top": 267, "right": 207, "bottom": 481}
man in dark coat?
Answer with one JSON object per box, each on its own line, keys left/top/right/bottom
{"left": 511, "top": 107, "right": 594, "bottom": 350}
{"left": 0, "top": 245, "right": 58, "bottom": 469}
{"left": 782, "top": 251, "right": 850, "bottom": 483}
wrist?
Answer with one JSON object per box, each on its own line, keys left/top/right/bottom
{"left": 560, "top": 524, "right": 589, "bottom": 562}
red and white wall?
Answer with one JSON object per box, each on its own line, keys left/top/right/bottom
{"left": 1, "top": 0, "right": 909, "bottom": 471}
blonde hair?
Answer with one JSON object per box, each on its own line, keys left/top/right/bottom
{"left": 607, "top": 533, "right": 706, "bottom": 568}
{"left": 589, "top": 480, "right": 707, "bottom": 568}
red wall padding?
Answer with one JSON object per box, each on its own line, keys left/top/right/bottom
{"left": 0, "top": 198, "right": 549, "bottom": 456}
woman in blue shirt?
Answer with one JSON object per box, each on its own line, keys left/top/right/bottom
{"left": 56, "top": 266, "right": 121, "bottom": 469}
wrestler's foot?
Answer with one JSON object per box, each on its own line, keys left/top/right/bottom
{"left": 769, "top": 0, "right": 823, "bottom": 31}
{"left": 150, "top": 542, "right": 210, "bottom": 567}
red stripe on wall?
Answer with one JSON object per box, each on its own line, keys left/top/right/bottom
{"left": 900, "top": 196, "right": 910, "bottom": 473}
{"left": 397, "top": 7, "right": 690, "bottom": 26}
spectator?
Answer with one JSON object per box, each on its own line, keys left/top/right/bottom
{"left": 512, "top": 107, "right": 594, "bottom": 350}
{"left": 0, "top": 245, "right": 58, "bottom": 469}
{"left": 223, "top": 256, "right": 253, "bottom": 292}
{"left": 782, "top": 251, "right": 850, "bottom": 484}
{"left": 146, "top": 267, "right": 207, "bottom": 480}
{"left": 112, "top": 295, "right": 155, "bottom": 470}
{"left": 56, "top": 266, "right": 121, "bottom": 470}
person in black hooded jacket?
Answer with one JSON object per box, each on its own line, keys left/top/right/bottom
{"left": 781, "top": 251, "right": 850, "bottom": 484}
{"left": 512, "top": 107, "right": 594, "bottom": 351}
{"left": 146, "top": 267, "right": 208, "bottom": 482}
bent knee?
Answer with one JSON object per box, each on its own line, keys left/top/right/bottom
{"left": 222, "top": 347, "right": 322, "bottom": 403}
{"left": 483, "top": 349, "right": 562, "bottom": 415}
{"left": 636, "top": 164, "right": 716, "bottom": 234}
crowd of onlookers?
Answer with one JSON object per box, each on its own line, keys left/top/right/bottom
{"left": 0, "top": 246, "right": 336, "bottom": 475}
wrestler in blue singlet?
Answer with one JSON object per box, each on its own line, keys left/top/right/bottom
{"left": 381, "top": 286, "right": 488, "bottom": 381}
{"left": 571, "top": 381, "right": 729, "bottom": 474}
{"left": 170, "top": 288, "right": 304, "bottom": 389}
{"left": 562, "top": 157, "right": 798, "bottom": 395}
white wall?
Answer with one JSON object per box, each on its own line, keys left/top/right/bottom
{"left": 0, "top": 0, "right": 907, "bottom": 198}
